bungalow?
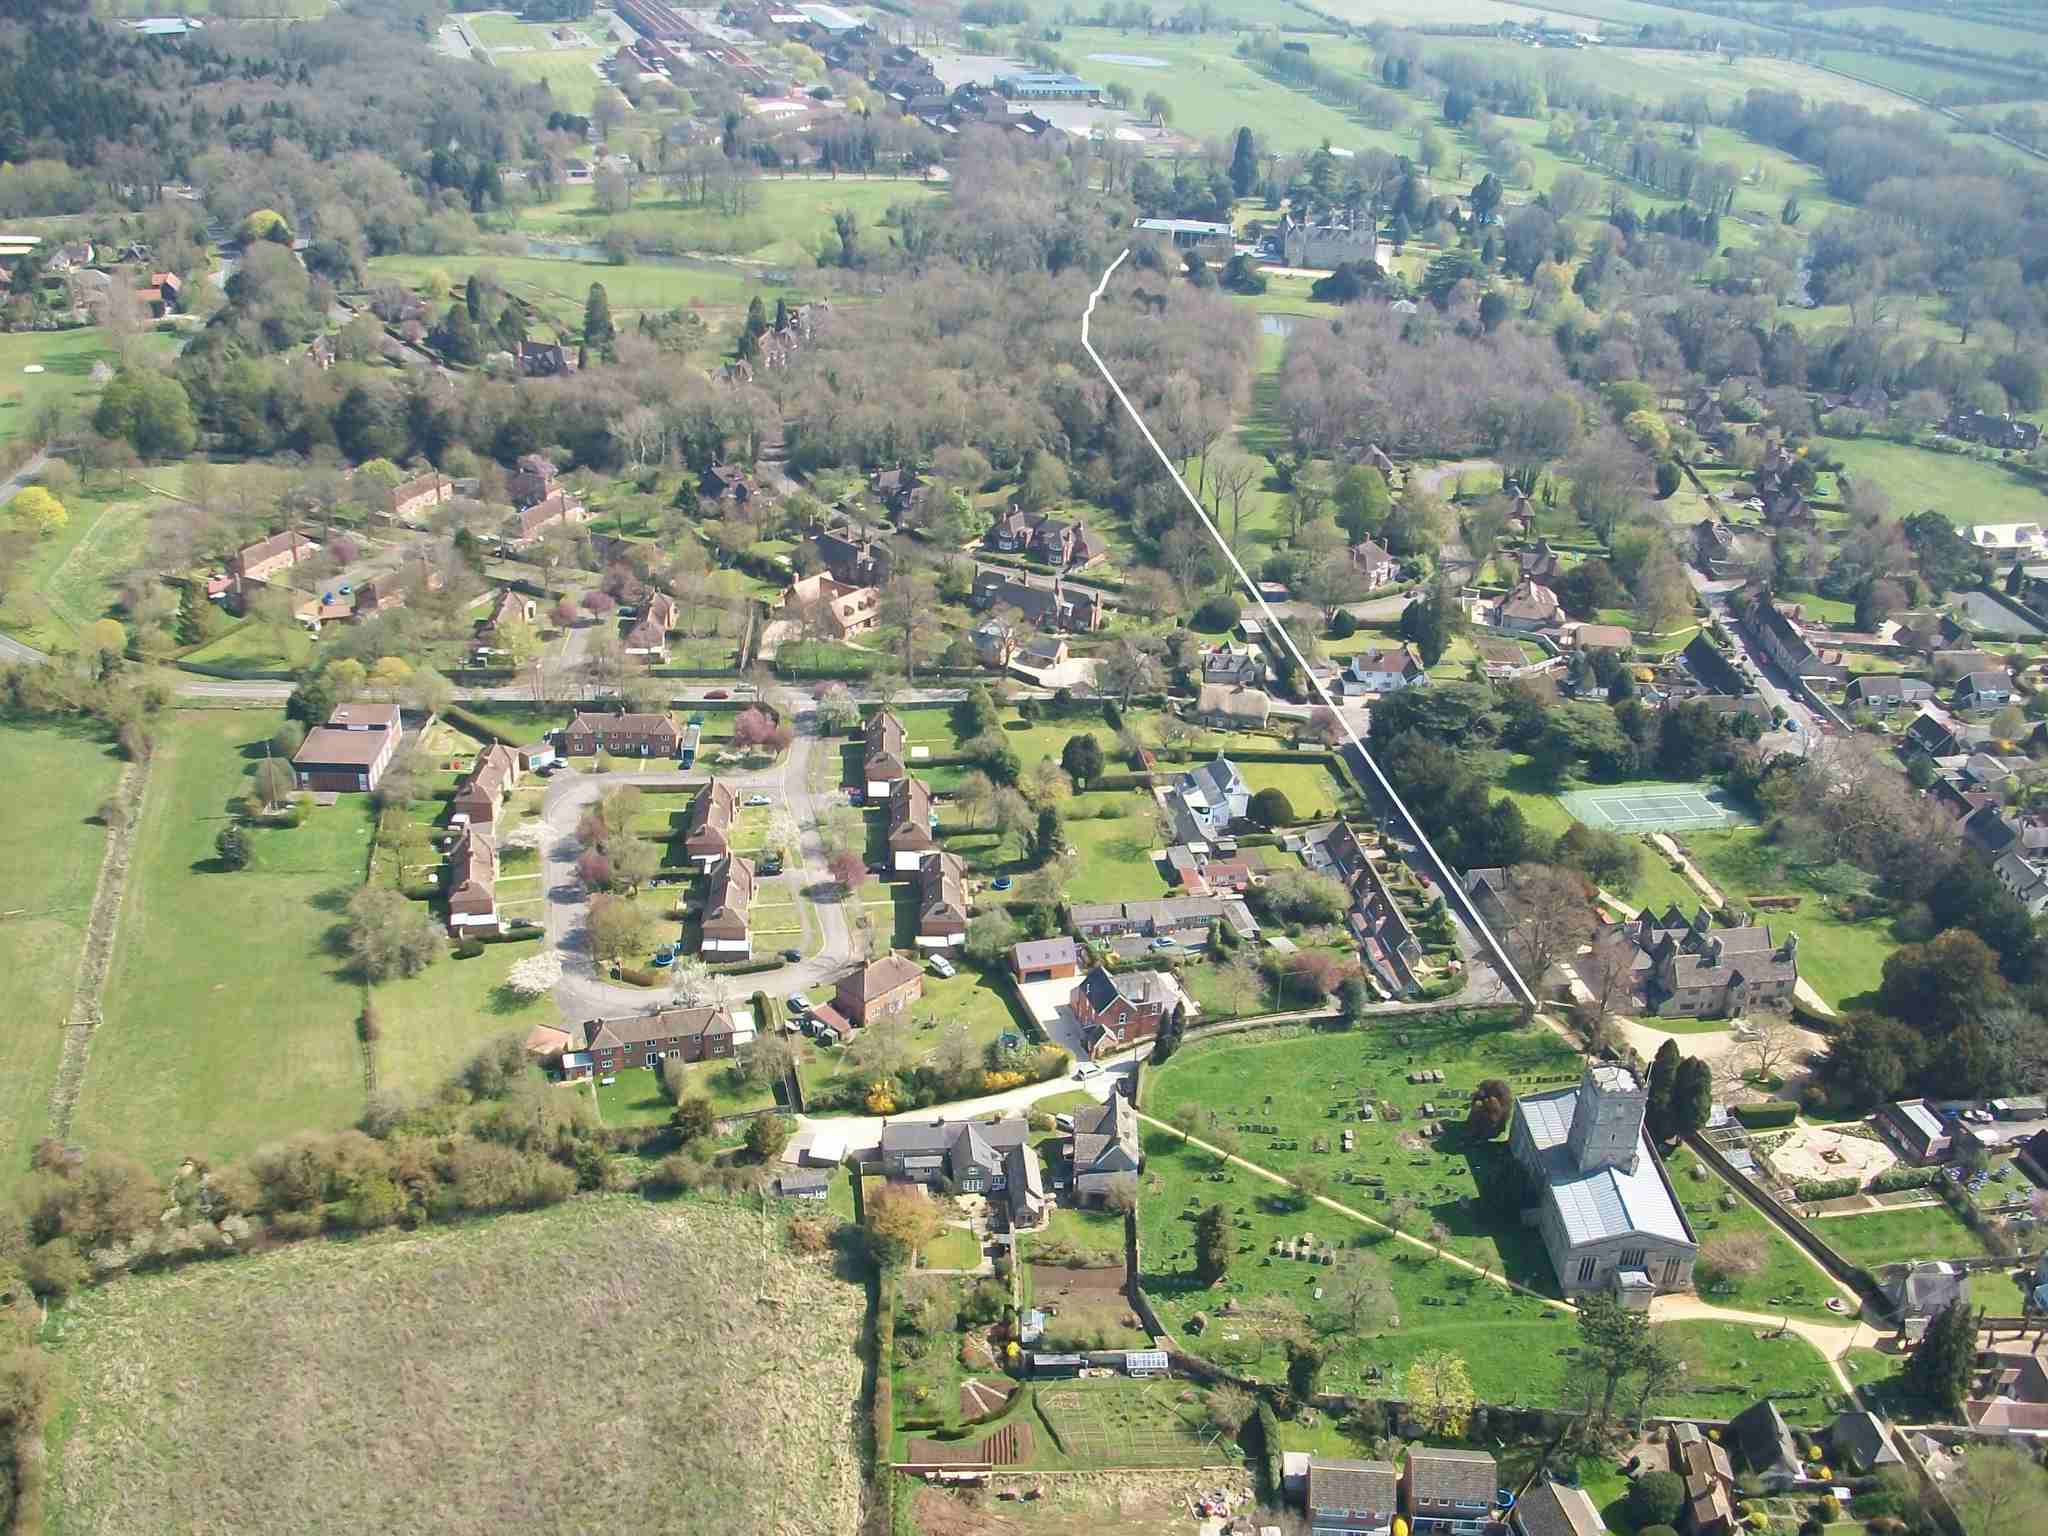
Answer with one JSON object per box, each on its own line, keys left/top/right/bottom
{"left": 700, "top": 853, "right": 756, "bottom": 958}
{"left": 836, "top": 952, "right": 924, "bottom": 1026}
{"left": 863, "top": 708, "right": 908, "bottom": 797}
{"left": 451, "top": 742, "right": 521, "bottom": 827}
{"left": 1066, "top": 1092, "right": 1142, "bottom": 1203}
{"left": 1494, "top": 578, "right": 1562, "bottom": 633}
{"left": 1402, "top": 1448, "right": 1496, "bottom": 1534}
{"left": 1844, "top": 675, "right": 1934, "bottom": 713}
{"left": 561, "top": 711, "right": 679, "bottom": 758}
{"left": 1071, "top": 965, "right": 1179, "bottom": 1057}
{"left": 782, "top": 573, "right": 882, "bottom": 639}
{"left": 915, "top": 850, "right": 969, "bottom": 948}
{"left": 444, "top": 826, "right": 499, "bottom": 935}
{"left": 886, "top": 774, "right": 938, "bottom": 872}
{"left": 1196, "top": 682, "right": 1272, "bottom": 730}
{"left": 1953, "top": 670, "right": 2012, "bottom": 709}
{"left": 877, "top": 1114, "right": 1046, "bottom": 1228}
{"left": 623, "top": 592, "right": 678, "bottom": 660}
{"left": 773, "top": 1168, "right": 831, "bottom": 1201}
{"left": 1344, "top": 645, "right": 1427, "bottom": 694}
{"left": 1348, "top": 537, "right": 1397, "bottom": 590}
{"left": 291, "top": 701, "right": 401, "bottom": 793}
{"left": 387, "top": 471, "right": 451, "bottom": 524}
{"left": 683, "top": 778, "right": 738, "bottom": 864}
{"left": 1306, "top": 1457, "right": 1398, "bottom": 1536}
{"left": 1009, "top": 936, "right": 1082, "bottom": 982}
{"left": 1068, "top": 895, "right": 1256, "bottom": 941}
{"left": 582, "top": 1005, "right": 742, "bottom": 1074}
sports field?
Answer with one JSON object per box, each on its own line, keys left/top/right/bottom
{"left": 1560, "top": 782, "right": 1751, "bottom": 833}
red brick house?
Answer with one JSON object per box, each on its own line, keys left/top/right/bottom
{"left": 561, "top": 711, "right": 679, "bottom": 758}
{"left": 291, "top": 701, "right": 400, "bottom": 793}
{"left": 863, "top": 708, "right": 907, "bottom": 798}
{"left": 387, "top": 471, "right": 452, "bottom": 524}
{"left": 232, "top": 528, "right": 319, "bottom": 594}
{"left": 915, "top": 850, "right": 969, "bottom": 948}
{"left": 623, "top": 592, "right": 678, "bottom": 660}
{"left": 444, "top": 827, "right": 499, "bottom": 934}
{"left": 700, "top": 853, "right": 755, "bottom": 958}
{"left": 505, "top": 490, "right": 590, "bottom": 547}
{"left": 683, "top": 778, "right": 738, "bottom": 864}
{"left": 1071, "top": 964, "right": 1178, "bottom": 1058}
{"left": 835, "top": 953, "right": 924, "bottom": 1026}
{"left": 887, "top": 774, "right": 938, "bottom": 872}
{"left": 582, "top": 1005, "right": 740, "bottom": 1073}
{"left": 476, "top": 586, "right": 537, "bottom": 642}
{"left": 451, "top": 743, "right": 520, "bottom": 827}
{"left": 1010, "top": 936, "right": 1082, "bottom": 982}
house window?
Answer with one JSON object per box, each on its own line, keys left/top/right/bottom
{"left": 1664, "top": 1256, "right": 1685, "bottom": 1285}
{"left": 645, "top": 1053, "right": 656, "bottom": 1067}
{"left": 1577, "top": 1255, "right": 1597, "bottom": 1285}
{"left": 1620, "top": 1247, "right": 1647, "bottom": 1270}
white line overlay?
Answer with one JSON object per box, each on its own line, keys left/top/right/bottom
{"left": 1080, "top": 250, "right": 1536, "bottom": 1008}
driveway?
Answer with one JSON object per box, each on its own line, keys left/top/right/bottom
{"left": 543, "top": 711, "right": 855, "bottom": 1019}
{"left": 789, "top": 1055, "right": 1142, "bottom": 1156}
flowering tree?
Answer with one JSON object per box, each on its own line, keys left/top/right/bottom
{"left": 670, "top": 957, "right": 721, "bottom": 1007}
{"left": 498, "top": 820, "right": 546, "bottom": 852}
{"left": 581, "top": 590, "right": 617, "bottom": 617}
{"left": 574, "top": 848, "right": 612, "bottom": 890}
{"left": 551, "top": 596, "right": 580, "bottom": 628}
{"left": 731, "top": 706, "right": 775, "bottom": 747}
{"left": 327, "top": 535, "right": 360, "bottom": 565}
{"left": 506, "top": 951, "right": 563, "bottom": 997}
{"left": 827, "top": 850, "right": 870, "bottom": 891}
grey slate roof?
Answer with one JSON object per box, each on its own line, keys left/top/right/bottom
{"left": 1407, "top": 1447, "right": 1497, "bottom": 1509}
{"left": 1309, "top": 1458, "right": 1397, "bottom": 1517}
{"left": 1517, "top": 1083, "right": 1692, "bottom": 1247}
{"left": 1514, "top": 1480, "right": 1607, "bottom": 1536}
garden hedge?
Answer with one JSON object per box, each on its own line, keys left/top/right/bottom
{"left": 1793, "top": 1176, "right": 1861, "bottom": 1201}
{"left": 1733, "top": 1100, "right": 1799, "bottom": 1128}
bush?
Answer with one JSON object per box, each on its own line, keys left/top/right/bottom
{"left": 1793, "top": 1176, "right": 1861, "bottom": 1201}
{"left": 1248, "top": 786, "right": 1296, "bottom": 829}
{"left": 1194, "top": 594, "right": 1242, "bottom": 632}
{"left": 1628, "top": 1472, "right": 1686, "bottom": 1529}
{"left": 454, "top": 940, "right": 484, "bottom": 959}
{"left": 1732, "top": 1099, "right": 1798, "bottom": 1128}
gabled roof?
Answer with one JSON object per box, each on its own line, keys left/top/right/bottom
{"left": 917, "top": 850, "right": 968, "bottom": 926}
{"left": 888, "top": 774, "right": 934, "bottom": 845}
{"left": 1406, "top": 1447, "right": 1496, "bottom": 1508}
{"left": 1728, "top": 1398, "right": 1803, "bottom": 1480}
{"left": 1514, "top": 1479, "right": 1606, "bottom": 1536}
{"left": 840, "top": 952, "right": 923, "bottom": 1003}
{"left": 1011, "top": 936, "right": 1081, "bottom": 970}
{"left": 1309, "top": 1458, "right": 1397, "bottom": 1516}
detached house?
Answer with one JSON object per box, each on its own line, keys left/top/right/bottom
{"left": 1599, "top": 905, "right": 1799, "bottom": 1019}
{"left": 1343, "top": 645, "right": 1427, "bottom": 695}
{"left": 700, "top": 463, "right": 758, "bottom": 505}
{"left": 1844, "top": 675, "right": 1934, "bottom": 713}
{"left": 1201, "top": 641, "right": 1266, "bottom": 687}
{"left": 971, "top": 566, "right": 1104, "bottom": 633}
{"left": 984, "top": 507, "right": 1105, "bottom": 569}
{"left": 1065, "top": 1093, "right": 1141, "bottom": 1203}
{"left": 476, "top": 586, "right": 537, "bottom": 645}
{"left": 886, "top": 774, "right": 938, "bottom": 872}
{"left": 561, "top": 711, "right": 679, "bottom": 758}
{"left": 700, "top": 853, "right": 755, "bottom": 958}
{"left": 877, "top": 1114, "right": 1047, "bottom": 1228}
{"left": 507, "top": 453, "right": 559, "bottom": 508}
{"left": 814, "top": 521, "right": 892, "bottom": 587}
{"left": 1742, "top": 593, "right": 1845, "bottom": 685}
{"left": 622, "top": 592, "right": 677, "bottom": 660}
{"left": 1307, "top": 1458, "right": 1399, "bottom": 1536}
{"left": 1953, "top": 670, "right": 2012, "bottom": 709}
{"left": 1348, "top": 537, "right": 1397, "bottom": 590}
{"left": 1071, "top": 965, "right": 1181, "bottom": 1058}
{"left": 782, "top": 573, "right": 881, "bottom": 639}
{"left": 1494, "top": 578, "right": 1562, "bottom": 632}
{"left": 1196, "top": 682, "right": 1272, "bottom": 730}
{"left": 444, "top": 827, "right": 499, "bottom": 935}
{"left": 862, "top": 708, "right": 908, "bottom": 797}
{"left": 836, "top": 953, "right": 924, "bottom": 1025}
{"left": 683, "top": 778, "right": 738, "bottom": 864}
{"left": 1167, "top": 755, "right": 1250, "bottom": 842}
{"left": 504, "top": 490, "right": 590, "bottom": 548}
{"left": 231, "top": 528, "right": 319, "bottom": 599}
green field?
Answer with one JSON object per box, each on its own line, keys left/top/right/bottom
{"left": 1827, "top": 5, "right": 2047, "bottom": 58}
{"left": 1047, "top": 791, "right": 1173, "bottom": 904}
{"left": 0, "top": 479, "right": 157, "bottom": 653}
{"left": 369, "top": 938, "right": 560, "bottom": 1103}
{"left": 1809, "top": 1200, "right": 1989, "bottom": 1269}
{"left": 363, "top": 252, "right": 809, "bottom": 337}
{"left": 1678, "top": 827, "right": 1898, "bottom": 1007}
{"left": 487, "top": 47, "right": 610, "bottom": 114}
{"left": 183, "top": 616, "right": 317, "bottom": 675}
{"left": 0, "top": 327, "right": 175, "bottom": 443}
{"left": 1824, "top": 433, "right": 2048, "bottom": 527}
{"left": 510, "top": 178, "right": 949, "bottom": 267}
{"left": 70, "top": 713, "right": 373, "bottom": 1173}
{"left": 0, "top": 722, "right": 126, "bottom": 1188}
{"left": 39, "top": 1195, "right": 866, "bottom": 1535}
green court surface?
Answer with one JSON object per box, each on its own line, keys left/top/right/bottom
{"left": 1560, "top": 782, "right": 1751, "bottom": 833}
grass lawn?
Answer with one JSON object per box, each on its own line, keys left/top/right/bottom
{"left": 39, "top": 1195, "right": 866, "bottom": 1534}
{"left": 450, "top": 700, "right": 565, "bottom": 745}
{"left": 919, "top": 1225, "right": 983, "bottom": 1270}
{"left": 1825, "top": 433, "right": 2048, "bottom": 528}
{"left": 0, "top": 721, "right": 125, "bottom": 1189}
{"left": 1669, "top": 1154, "right": 1858, "bottom": 1321}
{"left": 486, "top": 47, "right": 609, "bottom": 113}
{"left": 1022, "top": 1203, "right": 1126, "bottom": 1265}
{"left": 363, "top": 252, "right": 809, "bottom": 337}
{"left": 183, "top": 617, "right": 317, "bottom": 675}
{"left": 1234, "top": 759, "right": 1353, "bottom": 822}
{"left": 369, "top": 939, "right": 561, "bottom": 1102}
{"left": 0, "top": 326, "right": 176, "bottom": 443}
{"left": 1051, "top": 791, "right": 1171, "bottom": 904}
{"left": 1143, "top": 1013, "right": 1583, "bottom": 1291}
{"left": 70, "top": 713, "right": 372, "bottom": 1173}
{"left": 510, "top": 179, "right": 948, "bottom": 267}
{"left": 1809, "top": 1201, "right": 1989, "bottom": 1269}
{"left": 1679, "top": 828, "right": 1898, "bottom": 1006}
{"left": 0, "top": 480, "right": 161, "bottom": 653}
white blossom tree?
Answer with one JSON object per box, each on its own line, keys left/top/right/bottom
{"left": 506, "top": 951, "right": 563, "bottom": 997}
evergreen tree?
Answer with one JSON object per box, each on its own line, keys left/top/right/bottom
{"left": 582, "top": 282, "right": 615, "bottom": 358}
{"left": 1904, "top": 1299, "right": 1975, "bottom": 1412}
{"left": 465, "top": 272, "right": 483, "bottom": 323}
{"left": 774, "top": 295, "right": 790, "bottom": 332}
{"left": 1229, "top": 126, "right": 1258, "bottom": 199}
{"left": 1672, "top": 1055, "right": 1713, "bottom": 1136}
{"left": 1645, "top": 1039, "right": 1681, "bottom": 1139}
{"left": 1194, "top": 1203, "right": 1230, "bottom": 1284}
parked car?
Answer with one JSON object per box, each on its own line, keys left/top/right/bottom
{"left": 927, "top": 954, "right": 956, "bottom": 978}
{"left": 705, "top": 689, "right": 730, "bottom": 700}
{"left": 1149, "top": 936, "right": 1177, "bottom": 950}
{"left": 1073, "top": 1062, "right": 1103, "bottom": 1080}
{"left": 744, "top": 792, "right": 772, "bottom": 806}
{"left": 781, "top": 947, "right": 801, "bottom": 963}
{"left": 786, "top": 992, "right": 812, "bottom": 1015}
{"left": 759, "top": 855, "right": 784, "bottom": 875}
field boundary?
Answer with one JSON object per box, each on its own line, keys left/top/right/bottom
{"left": 48, "top": 752, "right": 146, "bottom": 1139}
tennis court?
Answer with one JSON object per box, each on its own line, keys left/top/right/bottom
{"left": 1558, "top": 782, "right": 1750, "bottom": 832}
